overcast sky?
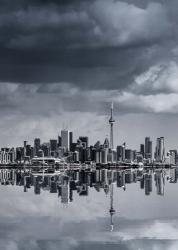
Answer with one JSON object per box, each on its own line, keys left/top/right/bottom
{"left": 1, "top": 0, "right": 178, "bottom": 150}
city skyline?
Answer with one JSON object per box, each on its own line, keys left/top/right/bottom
{"left": 1, "top": 1, "right": 178, "bottom": 250}
{"left": 0, "top": 126, "right": 176, "bottom": 165}
{"left": 0, "top": 102, "right": 176, "bottom": 153}
{"left": 0, "top": 100, "right": 175, "bottom": 165}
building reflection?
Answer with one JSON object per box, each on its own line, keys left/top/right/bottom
{"left": 1, "top": 167, "right": 178, "bottom": 231}
{"left": 1, "top": 168, "right": 178, "bottom": 200}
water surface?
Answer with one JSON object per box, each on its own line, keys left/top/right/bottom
{"left": 0, "top": 168, "right": 178, "bottom": 250}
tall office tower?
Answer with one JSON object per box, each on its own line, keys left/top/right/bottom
{"left": 23, "top": 141, "right": 27, "bottom": 157}
{"left": 145, "top": 137, "right": 152, "bottom": 159}
{"left": 61, "top": 130, "right": 70, "bottom": 151}
{"left": 109, "top": 102, "right": 115, "bottom": 150}
{"left": 140, "top": 144, "right": 144, "bottom": 157}
{"left": 50, "top": 139, "right": 58, "bottom": 152}
{"left": 16, "top": 147, "right": 23, "bottom": 162}
{"left": 26, "top": 144, "right": 34, "bottom": 158}
{"left": 78, "top": 147, "right": 87, "bottom": 163}
{"left": 79, "top": 136, "right": 89, "bottom": 148}
{"left": 41, "top": 143, "right": 50, "bottom": 157}
{"left": 70, "top": 142, "right": 77, "bottom": 152}
{"left": 69, "top": 132, "right": 73, "bottom": 151}
{"left": 125, "top": 149, "right": 134, "bottom": 162}
{"left": 155, "top": 137, "right": 165, "bottom": 162}
{"left": 58, "top": 135, "right": 62, "bottom": 147}
{"left": 117, "top": 143, "right": 125, "bottom": 162}
{"left": 101, "top": 148, "right": 108, "bottom": 164}
{"left": 34, "top": 138, "right": 41, "bottom": 156}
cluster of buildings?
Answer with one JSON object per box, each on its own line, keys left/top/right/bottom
{"left": 0, "top": 104, "right": 177, "bottom": 165}
{"left": 117, "top": 136, "right": 177, "bottom": 165}
{"left": 0, "top": 134, "right": 177, "bottom": 165}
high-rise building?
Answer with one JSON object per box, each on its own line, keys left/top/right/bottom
{"left": 125, "top": 149, "right": 134, "bottom": 162}
{"left": 61, "top": 130, "right": 70, "bottom": 151}
{"left": 70, "top": 143, "right": 77, "bottom": 152}
{"left": 23, "top": 141, "right": 28, "bottom": 157}
{"left": 34, "top": 138, "right": 41, "bottom": 156}
{"left": 101, "top": 148, "right": 108, "bottom": 164}
{"left": 41, "top": 143, "right": 50, "bottom": 157}
{"left": 140, "top": 144, "right": 144, "bottom": 157}
{"left": 145, "top": 137, "right": 152, "bottom": 159}
{"left": 79, "top": 136, "right": 89, "bottom": 148}
{"left": 117, "top": 144, "right": 125, "bottom": 162}
{"left": 26, "top": 144, "right": 34, "bottom": 159}
{"left": 155, "top": 137, "right": 165, "bottom": 162}
{"left": 50, "top": 139, "right": 58, "bottom": 152}
{"left": 16, "top": 147, "right": 24, "bottom": 162}
{"left": 58, "top": 135, "right": 62, "bottom": 147}
{"left": 69, "top": 132, "right": 73, "bottom": 151}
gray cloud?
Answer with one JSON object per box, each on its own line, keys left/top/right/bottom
{"left": 0, "top": 1, "right": 172, "bottom": 49}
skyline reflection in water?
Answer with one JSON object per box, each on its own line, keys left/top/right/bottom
{"left": 0, "top": 167, "right": 178, "bottom": 250}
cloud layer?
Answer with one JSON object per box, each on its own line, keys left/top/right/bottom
{"left": 0, "top": 0, "right": 178, "bottom": 148}
{"left": 0, "top": 0, "right": 172, "bottom": 49}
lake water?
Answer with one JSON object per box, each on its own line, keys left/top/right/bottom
{"left": 0, "top": 168, "right": 178, "bottom": 250}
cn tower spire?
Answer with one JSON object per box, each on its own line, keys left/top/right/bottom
{"left": 109, "top": 102, "right": 115, "bottom": 149}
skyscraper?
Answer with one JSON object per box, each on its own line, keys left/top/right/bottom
{"left": 50, "top": 139, "right": 58, "bottom": 152}
{"left": 61, "top": 130, "right": 70, "bottom": 151}
{"left": 58, "top": 135, "right": 62, "bottom": 147}
{"left": 41, "top": 143, "right": 50, "bottom": 157}
{"left": 69, "top": 131, "right": 73, "bottom": 151}
{"left": 109, "top": 102, "right": 115, "bottom": 150}
{"left": 125, "top": 149, "right": 134, "bottom": 162}
{"left": 34, "top": 138, "right": 41, "bottom": 156}
{"left": 79, "top": 136, "right": 89, "bottom": 148}
{"left": 23, "top": 141, "right": 27, "bottom": 157}
{"left": 145, "top": 137, "right": 152, "bottom": 160}
{"left": 117, "top": 144, "right": 125, "bottom": 162}
{"left": 140, "top": 144, "right": 144, "bottom": 157}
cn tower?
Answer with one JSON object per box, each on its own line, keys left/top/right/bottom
{"left": 109, "top": 102, "right": 115, "bottom": 149}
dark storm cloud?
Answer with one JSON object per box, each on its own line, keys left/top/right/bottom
{"left": 0, "top": 0, "right": 171, "bottom": 49}
{"left": 0, "top": 0, "right": 174, "bottom": 87}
